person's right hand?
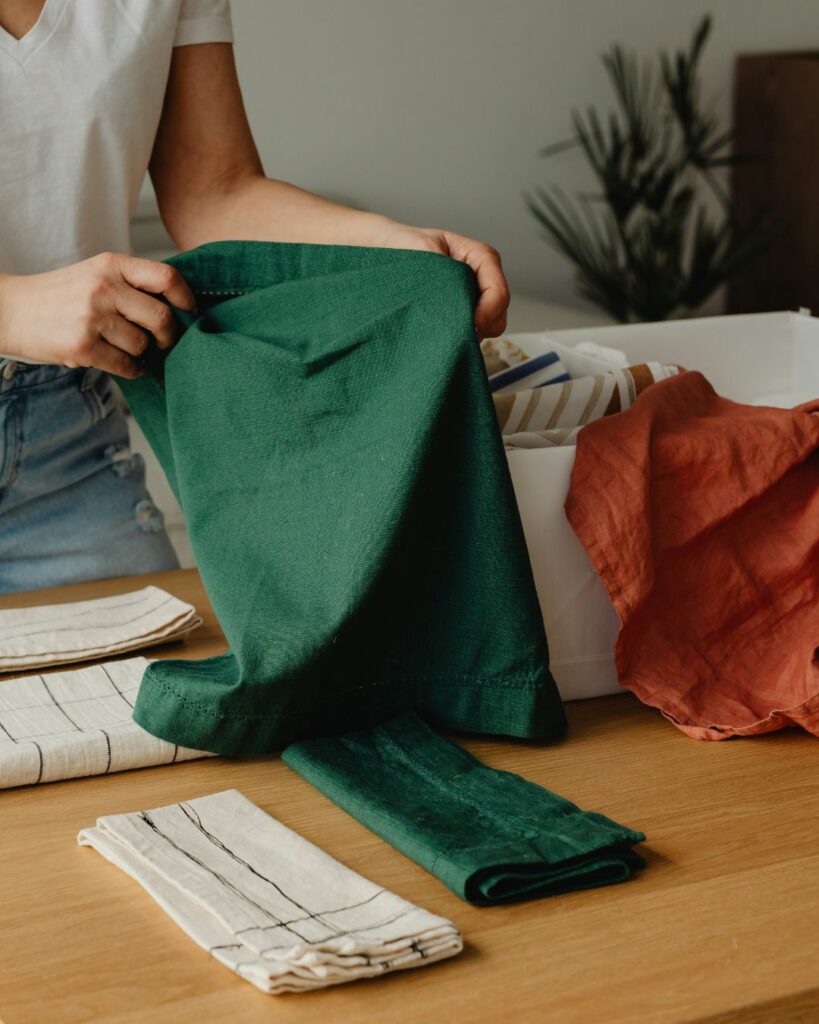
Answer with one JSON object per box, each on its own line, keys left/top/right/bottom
{"left": 0, "top": 252, "right": 197, "bottom": 379}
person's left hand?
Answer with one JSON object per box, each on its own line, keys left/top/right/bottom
{"left": 375, "top": 223, "right": 510, "bottom": 341}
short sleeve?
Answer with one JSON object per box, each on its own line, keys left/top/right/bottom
{"left": 172, "top": 0, "right": 233, "bottom": 47}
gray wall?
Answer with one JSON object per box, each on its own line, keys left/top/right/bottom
{"left": 230, "top": 0, "right": 818, "bottom": 314}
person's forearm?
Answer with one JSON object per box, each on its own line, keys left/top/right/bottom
{"left": 158, "top": 171, "right": 509, "bottom": 337}
{"left": 160, "top": 172, "right": 398, "bottom": 253}
{"left": 0, "top": 272, "right": 23, "bottom": 356}
{"left": 147, "top": 42, "right": 510, "bottom": 339}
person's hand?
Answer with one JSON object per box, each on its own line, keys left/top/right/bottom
{"left": 0, "top": 252, "right": 196, "bottom": 379}
{"left": 374, "top": 222, "right": 510, "bottom": 341}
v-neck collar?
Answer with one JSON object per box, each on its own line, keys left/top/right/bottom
{"left": 0, "top": 0, "right": 69, "bottom": 67}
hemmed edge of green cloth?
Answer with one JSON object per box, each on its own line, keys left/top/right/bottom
{"left": 132, "top": 655, "right": 566, "bottom": 756}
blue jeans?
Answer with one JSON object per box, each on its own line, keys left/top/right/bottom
{"left": 0, "top": 360, "right": 180, "bottom": 594}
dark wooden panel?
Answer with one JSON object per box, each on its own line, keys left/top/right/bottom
{"left": 728, "top": 52, "right": 819, "bottom": 314}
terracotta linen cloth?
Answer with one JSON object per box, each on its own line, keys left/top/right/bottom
{"left": 564, "top": 370, "right": 819, "bottom": 740}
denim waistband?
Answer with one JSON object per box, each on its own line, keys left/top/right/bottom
{"left": 0, "top": 359, "right": 86, "bottom": 395}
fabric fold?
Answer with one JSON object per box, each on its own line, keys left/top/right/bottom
{"left": 118, "top": 240, "right": 565, "bottom": 755}
{"left": 0, "top": 587, "right": 201, "bottom": 672}
{"left": 0, "top": 657, "right": 214, "bottom": 788}
{"left": 282, "top": 712, "right": 645, "bottom": 905}
{"left": 77, "top": 788, "right": 462, "bottom": 994}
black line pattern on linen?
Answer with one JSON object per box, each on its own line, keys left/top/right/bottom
{"left": 255, "top": 905, "right": 417, "bottom": 956}
{"left": 124, "top": 807, "right": 442, "bottom": 972}
{"left": 0, "top": 591, "right": 155, "bottom": 638}
{"left": 206, "top": 934, "right": 424, "bottom": 976}
{"left": 175, "top": 805, "right": 427, "bottom": 958}
{"left": 100, "top": 664, "right": 135, "bottom": 709}
{"left": 0, "top": 687, "right": 140, "bottom": 715}
{"left": 6, "top": 720, "right": 137, "bottom": 742}
{"left": 5, "top": 596, "right": 177, "bottom": 649}
{"left": 39, "top": 675, "right": 80, "bottom": 730}
{"left": 170, "top": 745, "right": 178, "bottom": 763}
{"left": 1, "top": 712, "right": 44, "bottom": 782}
{"left": 204, "top": 947, "right": 255, "bottom": 983}
{"left": 231, "top": 887, "right": 389, "bottom": 936}
{"left": 177, "top": 801, "right": 346, "bottom": 939}
{"left": 101, "top": 730, "right": 112, "bottom": 773}
{"left": 135, "top": 810, "right": 312, "bottom": 942}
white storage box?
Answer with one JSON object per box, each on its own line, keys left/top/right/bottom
{"left": 507, "top": 310, "right": 819, "bottom": 702}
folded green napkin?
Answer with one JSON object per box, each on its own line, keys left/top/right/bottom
{"left": 119, "top": 241, "right": 565, "bottom": 755}
{"left": 283, "top": 712, "right": 646, "bottom": 905}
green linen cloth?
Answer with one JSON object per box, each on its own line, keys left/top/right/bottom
{"left": 283, "top": 712, "right": 646, "bottom": 905}
{"left": 118, "top": 241, "right": 565, "bottom": 755}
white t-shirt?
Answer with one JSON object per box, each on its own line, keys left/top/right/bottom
{"left": 0, "top": 0, "right": 233, "bottom": 278}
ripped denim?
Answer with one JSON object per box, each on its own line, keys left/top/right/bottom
{"left": 0, "top": 360, "right": 179, "bottom": 594}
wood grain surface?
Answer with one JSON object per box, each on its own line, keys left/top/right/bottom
{"left": 1, "top": 569, "right": 818, "bottom": 1023}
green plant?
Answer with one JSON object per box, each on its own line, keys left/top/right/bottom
{"left": 526, "top": 16, "right": 783, "bottom": 322}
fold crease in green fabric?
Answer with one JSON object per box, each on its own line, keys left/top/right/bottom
{"left": 282, "top": 712, "right": 646, "bottom": 905}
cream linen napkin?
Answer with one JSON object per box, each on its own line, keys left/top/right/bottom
{"left": 0, "top": 657, "right": 214, "bottom": 788}
{"left": 0, "top": 587, "right": 202, "bottom": 672}
{"left": 77, "top": 789, "right": 463, "bottom": 994}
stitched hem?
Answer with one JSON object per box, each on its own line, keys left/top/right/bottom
{"left": 139, "top": 665, "right": 551, "bottom": 721}
{"left": 132, "top": 661, "right": 566, "bottom": 756}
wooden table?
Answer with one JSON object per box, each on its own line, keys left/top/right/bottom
{"left": 1, "top": 569, "right": 819, "bottom": 1024}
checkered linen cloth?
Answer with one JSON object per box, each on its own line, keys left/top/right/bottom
{"left": 0, "top": 587, "right": 202, "bottom": 672}
{"left": 78, "top": 788, "right": 463, "bottom": 994}
{"left": 0, "top": 656, "right": 214, "bottom": 788}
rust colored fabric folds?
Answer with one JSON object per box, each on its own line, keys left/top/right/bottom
{"left": 565, "top": 370, "right": 819, "bottom": 740}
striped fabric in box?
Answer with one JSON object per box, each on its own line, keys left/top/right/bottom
{"left": 481, "top": 335, "right": 572, "bottom": 392}
{"left": 496, "top": 363, "right": 683, "bottom": 448}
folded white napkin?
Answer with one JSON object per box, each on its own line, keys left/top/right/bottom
{"left": 77, "top": 789, "right": 463, "bottom": 994}
{"left": 0, "top": 656, "right": 214, "bottom": 788}
{"left": 0, "top": 586, "right": 202, "bottom": 672}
